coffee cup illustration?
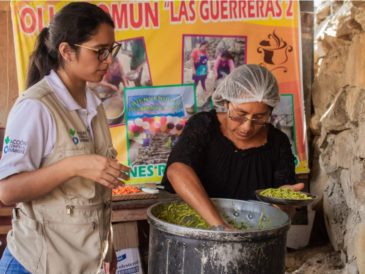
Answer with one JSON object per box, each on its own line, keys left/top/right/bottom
{"left": 257, "top": 31, "right": 293, "bottom": 67}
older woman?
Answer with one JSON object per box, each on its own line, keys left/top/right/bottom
{"left": 161, "top": 64, "right": 303, "bottom": 228}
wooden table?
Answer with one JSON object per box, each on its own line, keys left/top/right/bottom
{"left": 111, "top": 191, "right": 177, "bottom": 223}
{"left": 111, "top": 190, "right": 177, "bottom": 267}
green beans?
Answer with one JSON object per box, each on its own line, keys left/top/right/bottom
{"left": 154, "top": 202, "right": 271, "bottom": 230}
{"left": 156, "top": 202, "right": 210, "bottom": 229}
{"left": 260, "top": 188, "right": 312, "bottom": 200}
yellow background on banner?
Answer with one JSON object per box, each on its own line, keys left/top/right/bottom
{"left": 11, "top": 1, "right": 300, "bottom": 90}
{"left": 11, "top": 1, "right": 308, "bottom": 180}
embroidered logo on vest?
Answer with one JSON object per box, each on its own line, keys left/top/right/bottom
{"left": 69, "top": 128, "right": 90, "bottom": 144}
{"left": 69, "top": 128, "right": 79, "bottom": 144}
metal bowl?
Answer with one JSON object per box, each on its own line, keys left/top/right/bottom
{"left": 255, "top": 189, "right": 316, "bottom": 207}
{"left": 103, "top": 95, "right": 124, "bottom": 125}
{"left": 126, "top": 70, "right": 139, "bottom": 81}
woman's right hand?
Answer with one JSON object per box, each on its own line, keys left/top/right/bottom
{"left": 70, "top": 155, "right": 130, "bottom": 189}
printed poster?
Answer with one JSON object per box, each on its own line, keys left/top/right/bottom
{"left": 11, "top": 1, "right": 309, "bottom": 184}
{"left": 124, "top": 85, "right": 195, "bottom": 184}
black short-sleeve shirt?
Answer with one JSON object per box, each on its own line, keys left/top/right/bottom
{"left": 161, "top": 110, "right": 296, "bottom": 200}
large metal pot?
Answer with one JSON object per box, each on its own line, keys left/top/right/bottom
{"left": 147, "top": 198, "right": 290, "bottom": 274}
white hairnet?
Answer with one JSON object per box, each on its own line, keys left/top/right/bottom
{"left": 212, "top": 64, "right": 279, "bottom": 110}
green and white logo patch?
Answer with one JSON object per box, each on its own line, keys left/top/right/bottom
{"left": 69, "top": 128, "right": 80, "bottom": 145}
{"left": 3, "top": 136, "right": 27, "bottom": 154}
{"left": 69, "top": 128, "right": 89, "bottom": 144}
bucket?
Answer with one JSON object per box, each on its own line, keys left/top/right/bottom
{"left": 147, "top": 198, "right": 290, "bottom": 274}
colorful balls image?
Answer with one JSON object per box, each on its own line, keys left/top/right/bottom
{"left": 153, "top": 121, "right": 161, "bottom": 129}
{"left": 180, "top": 118, "right": 187, "bottom": 126}
{"left": 143, "top": 138, "right": 151, "bottom": 147}
{"left": 128, "top": 121, "right": 134, "bottom": 130}
{"left": 160, "top": 116, "right": 167, "bottom": 125}
{"left": 166, "top": 116, "right": 174, "bottom": 123}
{"left": 135, "top": 118, "right": 143, "bottom": 127}
{"left": 150, "top": 121, "right": 161, "bottom": 134}
{"left": 167, "top": 122, "right": 175, "bottom": 130}
{"left": 142, "top": 117, "right": 152, "bottom": 123}
{"left": 142, "top": 121, "right": 150, "bottom": 130}
{"left": 175, "top": 123, "right": 183, "bottom": 131}
{"left": 128, "top": 121, "right": 140, "bottom": 134}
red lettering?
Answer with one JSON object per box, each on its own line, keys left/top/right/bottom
{"left": 210, "top": 1, "right": 220, "bottom": 21}
{"left": 130, "top": 3, "right": 143, "bottom": 29}
{"left": 37, "top": 7, "right": 43, "bottom": 30}
{"left": 220, "top": 0, "right": 229, "bottom": 20}
{"left": 275, "top": 0, "right": 283, "bottom": 17}
{"left": 110, "top": 3, "right": 128, "bottom": 29}
{"left": 229, "top": 0, "right": 238, "bottom": 19}
{"left": 20, "top": 7, "right": 36, "bottom": 34}
{"left": 238, "top": 0, "right": 247, "bottom": 18}
{"left": 169, "top": 2, "right": 179, "bottom": 22}
{"left": 49, "top": 5, "right": 55, "bottom": 21}
{"left": 247, "top": 0, "right": 255, "bottom": 18}
{"left": 188, "top": 0, "right": 196, "bottom": 21}
{"left": 199, "top": 1, "right": 210, "bottom": 21}
{"left": 256, "top": 0, "right": 265, "bottom": 18}
{"left": 266, "top": 0, "right": 275, "bottom": 17}
{"left": 179, "top": 2, "right": 189, "bottom": 22}
{"left": 98, "top": 4, "right": 109, "bottom": 14}
{"left": 144, "top": 3, "right": 159, "bottom": 27}
{"left": 286, "top": 0, "right": 294, "bottom": 17}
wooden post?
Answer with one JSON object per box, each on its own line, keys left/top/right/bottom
{"left": 0, "top": 1, "right": 19, "bottom": 127}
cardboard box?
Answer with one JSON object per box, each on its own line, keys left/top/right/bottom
{"left": 116, "top": 248, "right": 143, "bottom": 274}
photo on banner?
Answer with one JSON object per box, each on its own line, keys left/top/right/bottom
{"left": 271, "top": 94, "right": 298, "bottom": 165}
{"left": 124, "top": 84, "right": 196, "bottom": 184}
{"left": 182, "top": 35, "right": 247, "bottom": 111}
{"left": 88, "top": 37, "right": 152, "bottom": 127}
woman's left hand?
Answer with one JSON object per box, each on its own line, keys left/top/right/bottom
{"left": 279, "top": 182, "right": 305, "bottom": 192}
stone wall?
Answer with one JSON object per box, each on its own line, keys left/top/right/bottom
{"left": 312, "top": 1, "right": 365, "bottom": 273}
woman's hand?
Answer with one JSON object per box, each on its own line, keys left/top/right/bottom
{"left": 70, "top": 155, "right": 130, "bottom": 189}
{"left": 167, "top": 163, "right": 226, "bottom": 227}
{"left": 280, "top": 182, "right": 305, "bottom": 192}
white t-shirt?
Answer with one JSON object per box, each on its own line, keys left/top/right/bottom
{"left": 0, "top": 70, "right": 102, "bottom": 180}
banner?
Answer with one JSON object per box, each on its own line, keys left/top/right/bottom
{"left": 11, "top": 0, "right": 309, "bottom": 183}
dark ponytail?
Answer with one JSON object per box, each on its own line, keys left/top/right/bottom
{"left": 26, "top": 2, "right": 114, "bottom": 88}
{"left": 26, "top": 27, "right": 58, "bottom": 88}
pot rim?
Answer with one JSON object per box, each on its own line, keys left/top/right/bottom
{"left": 147, "top": 198, "right": 291, "bottom": 242}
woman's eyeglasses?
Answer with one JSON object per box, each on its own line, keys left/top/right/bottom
{"left": 227, "top": 108, "right": 270, "bottom": 126}
{"left": 74, "top": 42, "right": 121, "bottom": 61}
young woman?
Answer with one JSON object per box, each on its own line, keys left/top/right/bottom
{"left": 0, "top": 2, "right": 129, "bottom": 273}
{"left": 162, "top": 64, "right": 303, "bottom": 228}
{"left": 129, "top": 38, "right": 146, "bottom": 87}
{"left": 191, "top": 41, "right": 209, "bottom": 92}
